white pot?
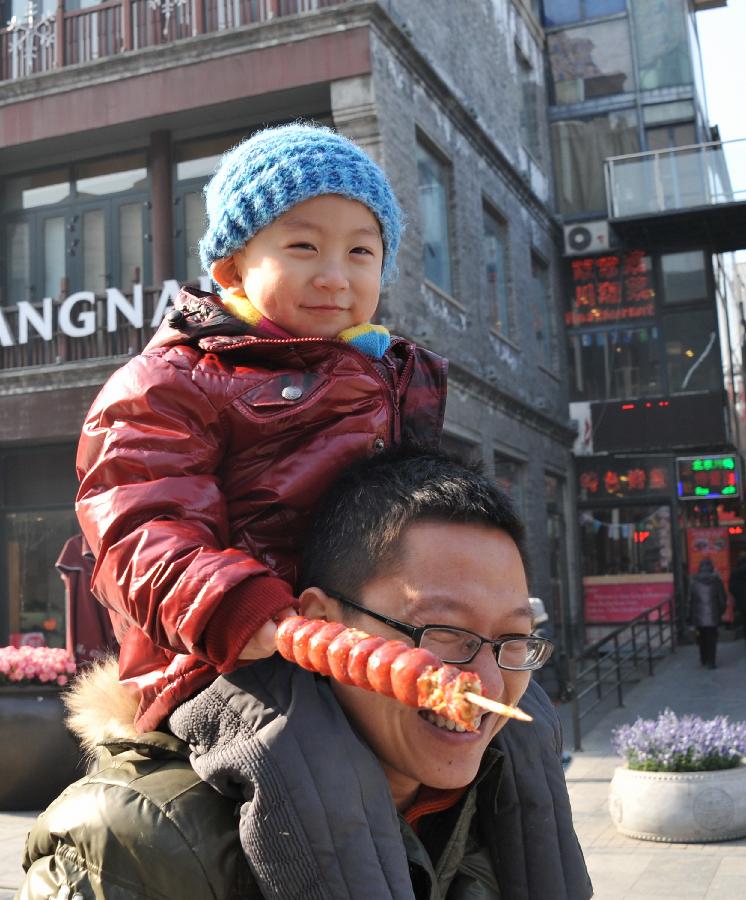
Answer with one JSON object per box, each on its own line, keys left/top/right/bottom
{"left": 609, "top": 763, "right": 746, "bottom": 842}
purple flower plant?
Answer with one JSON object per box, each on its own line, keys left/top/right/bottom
{"left": 611, "top": 709, "right": 746, "bottom": 772}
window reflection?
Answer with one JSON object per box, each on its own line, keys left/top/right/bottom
{"left": 579, "top": 504, "right": 672, "bottom": 576}
{"left": 5, "top": 171, "right": 71, "bottom": 210}
{"left": 76, "top": 154, "right": 147, "bottom": 197}
{"left": 661, "top": 251, "right": 707, "bottom": 305}
{"left": 417, "top": 141, "right": 453, "bottom": 294}
{"left": 548, "top": 19, "right": 634, "bottom": 105}
{"left": 569, "top": 326, "right": 662, "bottom": 401}
{"left": 551, "top": 111, "right": 639, "bottom": 215}
{"left": 483, "top": 209, "right": 511, "bottom": 335}
{"left": 630, "top": 0, "right": 691, "bottom": 91}
{"left": 663, "top": 309, "right": 720, "bottom": 393}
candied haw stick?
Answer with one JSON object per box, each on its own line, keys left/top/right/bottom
{"left": 275, "top": 616, "right": 532, "bottom": 730}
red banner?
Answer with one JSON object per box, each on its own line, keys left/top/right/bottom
{"left": 583, "top": 574, "right": 674, "bottom": 623}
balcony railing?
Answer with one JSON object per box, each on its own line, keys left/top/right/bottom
{"left": 0, "top": 287, "right": 166, "bottom": 371}
{"left": 0, "top": 0, "right": 350, "bottom": 82}
{"left": 605, "top": 138, "right": 746, "bottom": 220}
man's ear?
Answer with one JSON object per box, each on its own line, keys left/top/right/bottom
{"left": 210, "top": 255, "right": 243, "bottom": 290}
{"left": 298, "top": 587, "right": 342, "bottom": 621}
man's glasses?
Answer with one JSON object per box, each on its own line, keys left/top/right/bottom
{"left": 323, "top": 589, "right": 554, "bottom": 671}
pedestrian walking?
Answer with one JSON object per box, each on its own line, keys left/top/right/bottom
{"left": 688, "top": 558, "right": 727, "bottom": 669}
{"left": 728, "top": 552, "right": 746, "bottom": 648}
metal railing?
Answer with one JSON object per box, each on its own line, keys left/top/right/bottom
{"left": 0, "top": 287, "right": 165, "bottom": 370}
{"left": 567, "top": 598, "right": 676, "bottom": 751}
{"left": 605, "top": 138, "right": 746, "bottom": 220}
{"left": 0, "top": 0, "right": 350, "bottom": 82}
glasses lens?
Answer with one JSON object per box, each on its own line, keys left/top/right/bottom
{"left": 420, "top": 627, "right": 481, "bottom": 663}
{"left": 497, "top": 638, "right": 554, "bottom": 670}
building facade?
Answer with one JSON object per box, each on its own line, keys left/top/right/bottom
{"left": 0, "top": 1, "right": 578, "bottom": 684}
{"left": 541, "top": 0, "right": 746, "bottom": 638}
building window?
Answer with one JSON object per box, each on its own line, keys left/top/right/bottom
{"left": 551, "top": 110, "right": 639, "bottom": 215}
{"left": 645, "top": 122, "right": 696, "bottom": 152}
{"left": 568, "top": 326, "right": 662, "bottom": 401}
{"left": 662, "top": 309, "right": 720, "bottom": 394}
{"left": 493, "top": 453, "right": 525, "bottom": 516}
{"left": 532, "top": 255, "right": 556, "bottom": 370}
{"left": 579, "top": 504, "right": 672, "bottom": 577}
{"left": 517, "top": 50, "right": 542, "bottom": 162}
{"left": 545, "top": 473, "right": 569, "bottom": 636}
{"left": 441, "top": 434, "right": 482, "bottom": 466}
{"left": 542, "top": 0, "right": 626, "bottom": 28}
{"left": 547, "top": 18, "right": 634, "bottom": 105}
{"left": 482, "top": 207, "right": 511, "bottom": 336}
{"left": 630, "top": 0, "right": 692, "bottom": 91}
{"left": 416, "top": 139, "right": 453, "bottom": 295}
{"left": 660, "top": 251, "right": 707, "bottom": 305}
{"left": 1, "top": 445, "right": 78, "bottom": 647}
{"left": 2, "top": 154, "right": 150, "bottom": 305}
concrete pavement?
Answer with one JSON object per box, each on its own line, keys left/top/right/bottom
{"left": 562, "top": 637, "right": 746, "bottom": 900}
{"left": 1, "top": 638, "right": 745, "bottom": 899}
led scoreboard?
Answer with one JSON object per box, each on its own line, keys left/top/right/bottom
{"left": 676, "top": 455, "right": 740, "bottom": 501}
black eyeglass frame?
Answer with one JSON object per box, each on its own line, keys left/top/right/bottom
{"left": 323, "top": 588, "right": 554, "bottom": 671}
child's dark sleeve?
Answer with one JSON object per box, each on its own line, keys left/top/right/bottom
{"left": 76, "top": 349, "right": 295, "bottom": 671}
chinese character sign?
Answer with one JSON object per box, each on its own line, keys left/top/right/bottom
{"left": 566, "top": 250, "right": 655, "bottom": 327}
{"left": 577, "top": 459, "right": 670, "bottom": 500}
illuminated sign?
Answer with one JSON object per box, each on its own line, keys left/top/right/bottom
{"left": 565, "top": 250, "right": 655, "bottom": 328}
{"left": 676, "top": 455, "right": 740, "bottom": 501}
{"left": 577, "top": 457, "right": 672, "bottom": 500}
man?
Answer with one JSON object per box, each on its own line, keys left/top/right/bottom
{"left": 19, "top": 450, "right": 592, "bottom": 899}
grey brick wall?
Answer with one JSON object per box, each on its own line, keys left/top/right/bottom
{"left": 332, "top": 2, "right": 580, "bottom": 662}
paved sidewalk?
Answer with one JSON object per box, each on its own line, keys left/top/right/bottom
{"left": 2, "top": 639, "right": 745, "bottom": 899}
{"left": 562, "top": 637, "right": 746, "bottom": 900}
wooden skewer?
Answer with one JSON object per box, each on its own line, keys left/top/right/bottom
{"left": 464, "top": 692, "right": 533, "bottom": 722}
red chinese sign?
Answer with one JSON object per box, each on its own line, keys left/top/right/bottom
{"left": 566, "top": 250, "right": 655, "bottom": 327}
{"left": 577, "top": 458, "right": 671, "bottom": 500}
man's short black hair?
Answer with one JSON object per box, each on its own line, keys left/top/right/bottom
{"left": 299, "top": 447, "right": 528, "bottom": 599}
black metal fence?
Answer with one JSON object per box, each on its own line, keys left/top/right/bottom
{"left": 567, "top": 598, "right": 676, "bottom": 751}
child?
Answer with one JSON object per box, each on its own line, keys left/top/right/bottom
{"left": 76, "top": 123, "right": 446, "bottom": 737}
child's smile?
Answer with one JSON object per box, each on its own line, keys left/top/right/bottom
{"left": 214, "top": 195, "right": 384, "bottom": 339}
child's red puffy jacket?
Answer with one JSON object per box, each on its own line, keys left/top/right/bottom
{"left": 76, "top": 288, "right": 447, "bottom": 731}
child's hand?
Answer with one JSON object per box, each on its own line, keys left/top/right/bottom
{"left": 238, "top": 606, "right": 298, "bottom": 661}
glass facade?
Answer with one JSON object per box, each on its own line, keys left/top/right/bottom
{"left": 551, "top": 110, "right": 639, "bottom": 215}
{"left": 569, "top": 326, "right": 662, "bottom": 401}
{"left": 579, "top": 504, "right": 673, "bottom": 576}
{"left": 566, "top": 250, "right": 719, "bottom": 402}
{"left": 630, "top": 0, "right": 692, "bottom": 92}
{"left": 416, "top": 140, "right": 453, "bottom": 294}
{"left": 548, "top": 18, "right": 634, "bottom": 104}
{"left": 543, "top": 0, "right": 627, "bottom": 28}
{"left": 1, "top": 445, "right": 79, "bottom": 647}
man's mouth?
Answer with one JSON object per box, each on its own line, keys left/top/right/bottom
{"left": 419, "top": 709, "right": 485, "bottom": 733}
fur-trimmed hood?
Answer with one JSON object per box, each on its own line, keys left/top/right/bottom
{"left": 64, "top": 658, "right": 140, "bottom": 755}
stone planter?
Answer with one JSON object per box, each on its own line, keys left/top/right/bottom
{"left": 609, "top": 763, "right": 746, "bottom": 842}
{"left": 0, "top": 686, "right": 83, "bottom": 810}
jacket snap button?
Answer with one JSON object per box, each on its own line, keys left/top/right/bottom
{"left": 281, "top": 386, "right": 303, "bottom": 401}
{"left": 374, "top": 437, "right": 385, "bottom": 452}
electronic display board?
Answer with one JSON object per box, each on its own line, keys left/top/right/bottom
{"left": 676, "top": 455, "right": 740, "bottom": 500}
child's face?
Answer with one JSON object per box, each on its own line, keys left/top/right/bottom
{"left": 215, "top": 195, "right": 384, "bottom": 338}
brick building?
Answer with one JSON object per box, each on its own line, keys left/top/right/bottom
{"left": 0, "top": 0, "right": 578, "bottom": 680}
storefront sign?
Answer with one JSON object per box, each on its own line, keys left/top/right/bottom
{"left": 583, "top": 574, "right": 674, "bottom": 623}
{"left": 686, "top": 527, "right": 734, "bottom": 624}
{"left": 0, "top": 277, "right": 211, "bottom": 347}
{"left": 565, "top": 250, "right": 655, "bottom": 327}
{"left": 577, "top": 457, "right": 672, "bottom": 501}
{"left": 677, "top": 455, "right": 740, "bottom": 500}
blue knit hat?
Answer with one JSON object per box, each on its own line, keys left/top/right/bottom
{"left": 199, "top": 124, "right": 402, "bottom": 284}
